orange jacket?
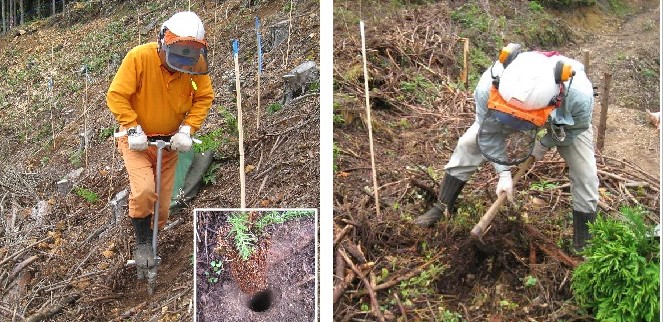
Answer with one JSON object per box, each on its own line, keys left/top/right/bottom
{"left": 107, "top": 42, "right": 214, "bottom": 135}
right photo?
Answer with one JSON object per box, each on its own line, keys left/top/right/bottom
{"left": 332, "top": 1, "right": 660, "bottom": 321}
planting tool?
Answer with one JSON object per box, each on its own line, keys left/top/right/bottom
{"left": 470, "top": 156, "right": 536, "bottom": 243}
{"left": 126, "top": 139, "right": 170, "bottom": 295}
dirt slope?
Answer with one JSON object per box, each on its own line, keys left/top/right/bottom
{"left": 0, "top": 0, "right": 319, "bottom": 320}
{"left": 332, "top": 1, "right": 659, "bottom": 321}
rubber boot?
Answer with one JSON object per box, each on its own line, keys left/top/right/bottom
{"left": 573, "top": 210, "right": 596, "bottom": 252}
{"left": 132, "top": 216, "right": 155, "bottom": 279}
{"left": 414, "top": 174, "right": 466, "bottom": 227}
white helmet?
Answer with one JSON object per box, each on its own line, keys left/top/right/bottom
{"left": 498, "top": 51, "right": 559, "bottom": 110}
{"left": 159, "top": 12, "right": 209, "bottom": 75}
{"left": 161, "top": 11, "right": 205, "bottom": 41}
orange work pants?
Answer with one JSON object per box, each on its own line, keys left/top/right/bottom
{"left": 118, "top": 137, "right": 178, "bottom": 229}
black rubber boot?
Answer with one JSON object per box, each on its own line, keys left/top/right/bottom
{"left": 132, "top": 216, "right": 155, "bottom": 278}
{"left": 573, "top": 210, "right": 596, "bottom": 252}
{"left": 414, "top": 174, "right": 466, "bottom": 227}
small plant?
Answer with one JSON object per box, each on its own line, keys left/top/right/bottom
{"left": 203, "top": 162, "right": 221, "bottom": 185}
{"left": 195, "top": 128, "right": 224, "bottom": 153}
{"left": 499, "top": 299, "right": 518, "bottom": 310}
{"left": 69, "top": 150, "right": 83, "bottom": 167}
{"left": 283, "top": 2, "right": 293, "bottom": 13}
{"left": 333, "top": 142, "right": 340, "bottom": 173}
{"left": 75, "top": 187, "right": 99, "bottom": 203}
{"left": 308, "top": 80, "right": 320, "bottom": 93}
{"left": 227, "top": 211, "right": 314, "bottom": 261}
{"left": 218, "top": 107, "right": 238, "bottom": 135}
{"left": 99, "top": 126, "right": 116, "bottom": 141}
{"left": 530, "top": 180, "right": 557, "bottom": 191}
{"left": 571, "top": 206, "right": 659, "bottom": 321}
{"left": 522, "top": 275, "right": 537, "bottom": 287}
{"left": 267, "top": 102, "right": 283, "bottom": 114}
{"left": 528, "top": 1, "right": 544, "bottom": 12}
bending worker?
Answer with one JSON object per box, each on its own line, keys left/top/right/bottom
{"left": 415, "top": 44, "right": 599, "bottom": 251}
{"left": 107, "top": 12, "right": 214, "bottom": 274}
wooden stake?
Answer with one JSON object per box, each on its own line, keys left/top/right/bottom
{"left": 596, "top": 73, "right": 611, "bottom": 152}
{"left": 255, "top": 17, "right": 263, "bottom": 129}
{"left": 461, "top": 38, "right": 469, "bottom": 88}
{"left": 360, "top": 20, "right": 381, "bottom": 220}
{"left": 233, "top": 40, "right": 246, "bottom": 208}
{"left": 284, "top": 0, "right": 294, "bottom": 67}
{"left": 84, "top": 67, "right": 89, "bottom": 168}
{"left": 582, "top": 49, "right": 589, "bottom": 76}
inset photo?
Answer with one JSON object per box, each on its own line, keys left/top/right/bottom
{"left": 194, "top": 209, "right": 317, "bottom": 322}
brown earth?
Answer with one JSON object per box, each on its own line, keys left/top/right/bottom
{"left": 333, "top": 1, "right": 659, "bottom": 321}
{"left": 0, "top": 0, "right": 319, "bottom": 320}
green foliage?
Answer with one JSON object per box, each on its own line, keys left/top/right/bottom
{"left": 333, "top": 142, "right": 340, "bottom": 173}
{"left": 535, "top": 0, "right": 596, "bottom": 8}
{"left": 99, "top": 126, "right": 116, "bottom": 141}
{"left": 571, "top": 206, "right": 659, "bottom": 321}
{"left": 283, "top": 2, "right": 293, "bottom": 13}
{"left": 227, "top": 212, "right": 257, "bottom": 261}
{"left": 205, "top": 260, "right": 223, "bottom": 283}
{"left": 195, "top": 128, "right": 225, "bottom": 153}
{"left": 333, "top": 102, "right": 345, "bottom": 125}
{"left": 399, "top": 75, "right": 436, "bottom": 105}
{"left": 227, "top": 211, "right": 314, "bottom": 261}
{"left": 399, "top": 262, "right": 447, "bottom": 298}
{"left": 530, "top": 180, "right": 558, "bottom": 191}
{"left": 529, "top": 1, "right": 545, "bottom": 12}
{"left": 267, "top": 102, "right": 283, "bottom": 114}
{"left": 75, "top": 187, "right": 99, "bottom": 203}
{"left": 254, "top": 210, "right": 315, "bottom": 232}
{"left": 308, "top": 80, "right": 320, "bottom": 93}
{"left": 69, "top": 150, "right": 83, "bottom": 167}
{"left": 218, "top": 106, "right": 238, "bottom": 136}
{"left": 203, "top": 162, "right": 221, "bottom": 185}
{"left": 437, "top": 308, "right": 463, "bottom": 322}
{"left": 522, "top": 275, "right": 538, "bottom": 287}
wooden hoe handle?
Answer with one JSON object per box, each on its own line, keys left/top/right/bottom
{"left": 470, "top": 156, "right": 536, "bottom": 242}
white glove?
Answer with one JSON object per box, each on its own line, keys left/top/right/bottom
{"left": 496, "top": 170, "right": 514, "bottom": 202}
{"left": 170, "top": 125, "right": 192, "bottom": 152}
{"left": 127, "top": 125, "right": 148, "bottom": 151}
{"left": 531, "top": 140, "right": 549, "bottom": 161}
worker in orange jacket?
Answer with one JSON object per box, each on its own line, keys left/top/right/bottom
{"left": 107, "top": 11, "right": 214, "bottom": 276}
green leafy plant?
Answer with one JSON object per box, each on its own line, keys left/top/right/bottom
{"left": 203, "top": 162, "right": 221, "bottom": 185}
{"left": 195, "top": 129, "right": 224, "bottom": 153}
{"left": 218, "top": 107, "right": 238, "bottom": 135}
{"left": 227, "top": 211, "right": 315, "bottom": 261}
{"left": 69, "top": 150, "right": 83, "bottom": 167}
{"left": 522, "top": 275, "right": 537, "bottom": 287}
{"left": 571, "top": 206, "right": 659, "bottom": 321}
{"left": 333, "top": 142, "right": 340, "bottom": 173}
{"left": 528, "top": 1, "right": 544, "bottom": 12}
{"left": 530, "top": 180, "right": 558, "bottom": 191}
{"left": 99, "top": 126, "right": 116, "bottom": 141}
{"left": 267, "top": 102, "right": 283, "bottom": 114}
{"left": 75, "top": 187, "right": 99, "bottom": 203}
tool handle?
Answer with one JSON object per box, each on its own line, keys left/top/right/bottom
{"left": 470, "top": 156, "right": 536, "bottom": 241}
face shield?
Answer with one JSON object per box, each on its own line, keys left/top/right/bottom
{"left": 162, "top": 31, "right": 209, "bottom": 75}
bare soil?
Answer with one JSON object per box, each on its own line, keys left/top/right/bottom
{"left": 0, "top": 0, "right": 319, "bottom": 320}
{"left": 333, "top": 1, "right": 659, "bottom": 321}
{"left": 195, "top": 211, "right": 316, "bottom": 322}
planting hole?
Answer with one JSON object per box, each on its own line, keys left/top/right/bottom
{"left": 248, "top": 288, "right": 272, "bottom": 312}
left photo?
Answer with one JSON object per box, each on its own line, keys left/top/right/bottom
{"left": 0, "top": 0, "right": 320, "bottom": 321}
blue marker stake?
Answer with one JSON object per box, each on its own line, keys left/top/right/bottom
{"left": 232, "top": 39, "right": 239, "bottom": 58}
{"left": 255, "top": 17, "right": 263, "bottom": 75}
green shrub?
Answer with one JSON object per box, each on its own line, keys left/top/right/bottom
{"left": 571, "top": 206, "right": 659, "bottom": 321}
{"left": 75, "top": 187, "right": 99, "bottom": 203}
{"left": 267, "top": 102, "right": 283, "bottom": 114}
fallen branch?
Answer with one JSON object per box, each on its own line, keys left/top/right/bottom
{"left": 333, "top": 224, "right": 354, "bottom": 248}
{"left": 524, "top": 224, "right": 580, "bottom": 268}
{"left": 357, "top": 252, "right": 443, "bottom": 296}
{"left": 0, "top": 236, "right": 52, "bottom": 268}
{"left": 340, "top": 249, "right": 385, "bottom": 322}
{"left": 2, "top": 255, "right": 38, "bottom": 288}
{"left": 24, "top": 293, "right": 80, "bottom": 322}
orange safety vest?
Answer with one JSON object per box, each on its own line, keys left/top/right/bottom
{"left": 487, "top": 86, "right": 555, "bottom": 127}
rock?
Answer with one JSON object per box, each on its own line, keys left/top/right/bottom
{"left": 56, "top": 179, "right": 73, "bottom": 196}
{"left": 109, "top": 189, "right": 129, "bottom": 225}
{"left": 31, "top": 200, "right": 49, "bottom": 226}
{"left": 282, "top": 60, "right": 319, "bottom": 105}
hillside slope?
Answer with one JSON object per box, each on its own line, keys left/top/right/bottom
{"left": 0, "top": 0, "right": 319, "bottom": 320}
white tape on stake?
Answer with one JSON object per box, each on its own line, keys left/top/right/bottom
{"left": 360, "top": 21, "right": 382, "bottom": 220}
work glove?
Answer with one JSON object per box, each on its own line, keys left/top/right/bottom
{"left": 531, "top": 140, "right": 549, "bottom": 161}
{"left": 496, "top": 170, "right": 514, "bottom": 202}
{"left": 127, "top": 125, "right": 148, "bottom": 151}
{"left": 170, "top": 125, "right": 192, "bottom": 152}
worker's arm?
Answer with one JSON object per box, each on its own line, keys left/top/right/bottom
{"left": 107, "top": 50, "right": 141, "bottom": 129}
{"left": 183, "top": 74, "right": 214, "bottom": 134}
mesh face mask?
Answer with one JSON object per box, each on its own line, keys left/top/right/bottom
{"left": 162, "top": 31, "right": 209, "bottom": 75}
{"left": 477, "top": 109, "right": 538, "bottom": 166}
